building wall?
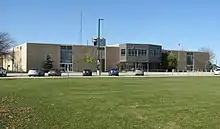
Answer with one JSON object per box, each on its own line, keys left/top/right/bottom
{"left": 119, "top": 44, "right": 162, "bottom": 63}
{"left": 105, "top": 46, "right": 120, "bottom": 71}
{"left": 148, "top": 45, "right": 162, "bottom": 63}
{"left": 167, "top": 50, "right": 209, "bottom": 71}
{"left": 194, "top": 52, "right": 209, "bottom": 70}
{"left": 2, "top": 44, "right": 27, "bottom": 71}
{"left": 12, "top": 43, "right": 27, "bottom": 71}
{"left": 73, "top": 45, "right": 119, "bottom": 72}
{"left": 120, "top": 44, "right": 150, "bottom": 62}
{"left": 5, "top": 43, "right": 209, "bottom": 72}
{"left": 73, "top": 45, "right": 98, "bottom": 71}
{"left": 169, "top": 50, "right": 187, "bottom": 71}
{"left": 26, "top": 43, "right": 60, "bottom": 71}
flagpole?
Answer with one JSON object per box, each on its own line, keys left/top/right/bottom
{"left": 178, "top": 43, "right": 181, "bottom": 72}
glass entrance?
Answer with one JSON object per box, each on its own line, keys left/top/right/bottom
{"left": 60, "top": 63, "right": 73, "bottom": 72}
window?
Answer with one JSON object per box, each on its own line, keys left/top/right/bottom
{"left": 67, "top": 46, "right": 72, "bottom": 50}
{"left": 186, "top": 52, "right": 193, "bottom": 65}
{"left": 138, "top": 49, "right": 141, "bottom": 56}
{"left": 60, "top": 46, "right": 73, "bottom": 63}
{"left": 156, "top": 48, "right": 161, "bottom": 57}
{"left": 131, "top": 49, "right": 135, "bottom": 56}
{"left": 150, "top": 49, "right": 154, "bottom": 56}
{"left": 61, "top": 46, "right": 66, "bottom": 49}
{"left": 143, "top": 50, "right": 147, "bottom": 56}
{"left": 128, "top": 49, "right": 132, "bottom": 56}
{"left": 121, "top": 49, "right": 126, "bottom": 56}
{"left": 153, "top": 49, "right": 156, "bottom": 56}
{"left": 134, "top": 49, "right": 137, "bottom": 56}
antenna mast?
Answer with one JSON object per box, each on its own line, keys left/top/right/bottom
{"left": 80, "top": 11, "right": 83, "bottom": 45}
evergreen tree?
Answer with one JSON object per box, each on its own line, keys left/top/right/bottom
{"left": 43, "top": 54, "right": 53, "bottom": 72}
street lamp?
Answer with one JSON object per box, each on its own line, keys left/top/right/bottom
{"left": 97, "top": 18, "right": 104, "bottom": 76}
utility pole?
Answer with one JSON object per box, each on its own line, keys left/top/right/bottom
{"left": 97, "top": 18, "right": 104, "bottom": 76}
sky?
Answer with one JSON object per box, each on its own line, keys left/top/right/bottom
{"left": 1, "top": 0, "right": 220, "bottom": 63}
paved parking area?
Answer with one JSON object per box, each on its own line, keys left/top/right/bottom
{"left": 0, "top": 72, "right": 215, "bottom": 79}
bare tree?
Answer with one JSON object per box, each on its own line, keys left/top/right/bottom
{"left": 0, "top": 32, "right": 13, "bottom": 57}
{"left": 198, "top": 47, "right": 215, "bottom": 62}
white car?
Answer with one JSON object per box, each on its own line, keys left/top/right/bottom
{"left": 135, "top": 69, "right": 144, "bottom": 76}
{"left": 214, "top": 69, "right": 220, "bottom": 75}
{"left": 28, "top": 68, "right": 45, "bottom": 77}
{"left": 0, "top": 67, "right": 7, "bottom": 77}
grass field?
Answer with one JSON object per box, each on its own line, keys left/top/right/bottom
{"left": 1, "top": 77, "right": 220, "bottom": 129}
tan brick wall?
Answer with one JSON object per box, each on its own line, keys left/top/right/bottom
{"left": 73, "top": 45, "right": 98, "bottom": 71}
{"left": 27, "top": 43, "right": 60, "bottom": 71}
{"left": 105, "top": 47, "right": 119, "bottom": 71}
{"left": 194, "top": 52, "right": 209, "bottom": 70}
{"left": 169, "top": 50, "right": 209, "bottom": 71}
{"left": 169, "top": 51, "right": 187, "bottom": 71}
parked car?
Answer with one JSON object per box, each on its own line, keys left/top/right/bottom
{"left": 108, "top": 68, "right": 119, "bottom": 76}
{"left": 0, "top": 67, "right": 7, "bottom": 77}
{"left": 213, "top": 68, "right": 220, "bottom": 75}
{"left": 28, "top": 68, "right": 45, "bottom": 77}
{"left": 82, "top": 69, "right": 92, "bottom": 76}
{"left": 135, "top": 69, "right": 144, "bottom": 76}
{"left": 48, "top": 69, "right": 61, "bottom": 76}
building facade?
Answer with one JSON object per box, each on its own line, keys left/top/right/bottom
{"left": 163, "top": 50, "right": 209, "bottom": 71}
{"left": 2, "top": 43, "right": 119, "bottom": 72}
{"left": 119, "top": 43, "right": 162, "bottom": 71}
{"left": 2, "top": 42, "right": 209, "bottom": 72}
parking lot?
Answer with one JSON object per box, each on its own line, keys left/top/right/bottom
{"left": 0, "top": 71, "right": 215, "bottom": 79}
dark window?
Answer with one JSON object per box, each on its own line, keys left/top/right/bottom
{"left": 143, "top": 50, "right": 147, "bottom": 56}
{"left": 150, "top": 49, "right": 154, "bottom": 56}
{"left": 67, "top": 46, "right": 72, "bottom": 50}
{"left": 121, "top": 49, "right": 126, "bottom": 56}
{"left": 61, "top": 46, "right": 66, "bottom": 49}
{"left": 186, "top": 52, "right": 193, "bottom": 65}
{"left": 60, "top": 46, "right": 73, "bottom": 63}
{"left": 153, "top": 49, "right": 156, "bottom": 56}
{"left": 156, "top": 48, "right": 161, "bottom": 57}
{"left": 128, "top": 49, "right": 132, "bottom": 56}
{"left": 134, "top": 49, "right": 137, "bottom": 56}
{"left": 131, "top": 49, "right": 136, "bottom": 56}
{"left": 138, "top": 49, "right": 141, "bottom": 56}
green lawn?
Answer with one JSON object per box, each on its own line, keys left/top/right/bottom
{"left": 1, "top": 77, "right": 220, "bottom": 129}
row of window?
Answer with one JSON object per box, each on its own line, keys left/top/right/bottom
{"left": 121, "top": 48, "right": 161, "bottom": 57}
{"left": 60, "top": 46, "right": 72, "bottom": 50}
{"left": 60, "top": 49, "right": 73, "bottom": 63}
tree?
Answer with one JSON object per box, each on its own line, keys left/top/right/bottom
{"left": 0, "top": 32, "right": 13, "bottom": 57}
{"left": 161, "top": 52, "right": 169, "bottom": 69}
{"left": 198, "top": 47, "right": 215, "bottom": 63}
{"left": 43, "top": 54, "right": 53, "bottom": 72}
{"left": 85, "top": 56, "right": 94, "bottom": 63}
{"left": 167, "top": 53, "right": 178, "bottom": 70}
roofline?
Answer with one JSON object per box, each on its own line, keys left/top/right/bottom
{"left": 163, "top": 49, "right": 209, "bottom": 53}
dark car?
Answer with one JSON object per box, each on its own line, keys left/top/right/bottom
{"left": 82, "top": 69, "right": 92, "bottom": 76}
{"left": 108, "top": 69, "right": 119, "bottom": 76}
{"left": 48, "top": 69, "right": 62, "bottom": 76}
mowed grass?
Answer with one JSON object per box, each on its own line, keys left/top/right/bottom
{"left": 1, "top": 77, "right": 220, "bottom": 129}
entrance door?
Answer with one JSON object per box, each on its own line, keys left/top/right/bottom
{"left": 60, "top": 63, "right": 73, "bottom": 72}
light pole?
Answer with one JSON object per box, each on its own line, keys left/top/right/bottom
{"left": 97, "top": 18, "right": 104, "bottom": 76}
